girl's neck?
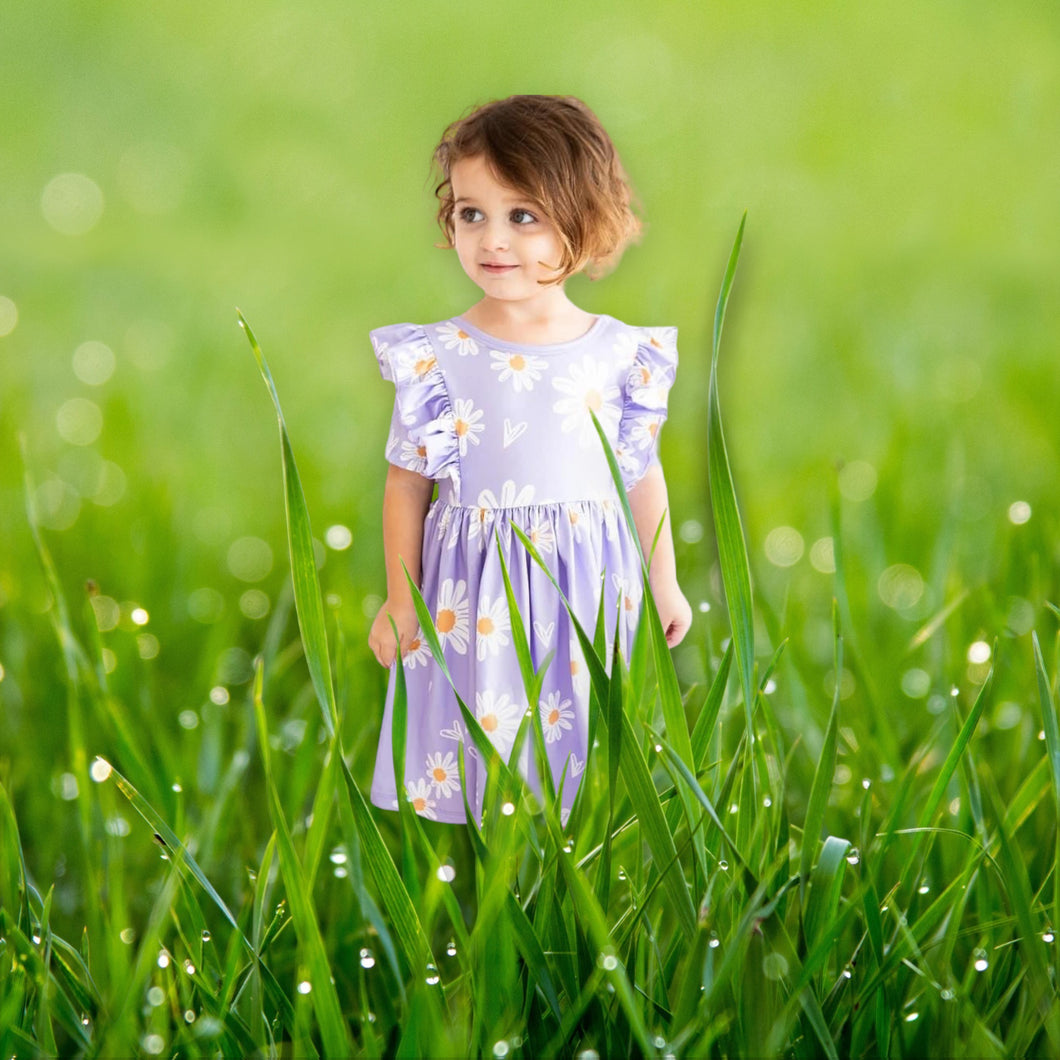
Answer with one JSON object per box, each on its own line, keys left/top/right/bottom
{"left": 460, "top": 292, "right": 596, "bottom": 346}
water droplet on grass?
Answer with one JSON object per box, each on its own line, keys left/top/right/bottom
{"left": 501, "top": 801, "right": 515, "bottom": 816}
{"left": 708, "top": 933, "right": 720, "bottom": 949}
{"left": 599, "top": 952, "right": 619, "bottom": 971}
{"left": 157, "top": 951, "right": 170, "bottom": 968}
{"left": 147, "top": 986, "right": 164, "bottom": 1006}
{"left": 436, "top": 864, "right": 456, "bottom": 882}
{"left": 201, "top": 930, "right": 211, "bottom": 943}
{"left": 184, "top": 1009, "right": 196, "bottom": 1023}
{"left": 425, "top": 963, "right": 440, "bottom": 985}
{"left": 329, "top": 847, "right": 347, "bottom": 865}
{"left": 359, "top": 948, "right": 375, "bottom": 969}
{"left": 973, "top": 948, "right": 989, "bottom": 972}
{"left": 1043, "top": 931, "right": 1055, "bottom": 944}
{"left": 492, "top": 1041, "right": 510, "bottom": 1058}
{"left": 446, "top": 939, "right": 457, "bottom": 957}
{"left": 183, "top": 959, "right": 196, "bottom": 975}
{"left": 904, "top": 1011, "right": 919, "bottom": 1023}
{"left": 141, "top": 1034, "right": 165, "bottom": 1056}
{"left": 940, "top": 988, "right": 955, "bottom": 1001}
{"left": 718, "top": 860, "right": 729, "bottom": 871}
{"left": 297, "top": 980, "right": 311, "bottom": 995}
{"left": 846, "top": 849, "right": 860, "bottom": 865}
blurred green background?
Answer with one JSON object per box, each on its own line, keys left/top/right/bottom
{"left": 1, "top": 0, "right": 1058, "bottom": 890}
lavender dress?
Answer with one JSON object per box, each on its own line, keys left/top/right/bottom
{"left": 370, "top": 315, "right": 678, "bottom": 823}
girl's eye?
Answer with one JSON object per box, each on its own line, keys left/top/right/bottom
{"left": 510, "top": 209, "right": 537, "bottom": 225}
{"left": 457, "top": 206, "right": 483, "bottom": 223}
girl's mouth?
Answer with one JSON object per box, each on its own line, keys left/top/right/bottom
{"left": 481, "top": 263, "right": 517, "bottom": 274}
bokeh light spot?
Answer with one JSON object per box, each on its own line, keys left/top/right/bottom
{"left": 679, "top": 519, "right": 704, "bottom": 544}
{"left": 188, "top": 587, "right": 225, "bottom": 624}
{"left": 0, "top": 296, "right": 18, "bottom": 337}
{"left": 42, "top": 173, "right": 104, "bottom": 235}
{"left": 809, "top": 537, "right": 836, "bottom": 573}
{"left": 90, "top": 594, "right": 120, "bottom": 632}
{"left": 56, "top": 397, "right": 103, "bottom": 446}
{"left": 764, "top": 526, "right": 804, "bottom": 567}
{"left": 877, "top": 563, "right": 924, "bottom": 611}
{"left": 72, "top": 340, "right": 116, "bottom": 385}
{"left": 34, "top": 475, "right": 80, "bottom": 531}
{"left": 967, "top": 640, "right": 991, "bottom": 665}
{"left": 1007, "top": 501, "right": 1031, "bottom": 525}
{"left": 838, "top": 460, "right": 878, "bottom": 502}
{"left": 227, "top": 536, "right": 273, "bottom": 582}
{"left": 137, "top": 634, "right": 160, "bottom": 660}
{"left": 325, "top": 524, "right": 353, "bottom": 550}
{"left": 239, "top": 589, "right": 270, "bottom": 619}
{"left": 901, "top": 668, "right": 931, "bottom": 698}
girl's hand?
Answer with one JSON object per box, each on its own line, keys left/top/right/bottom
{"left": 368, "top": 599, "right": 420, "bottom": 669}
{"left": 651, "top": 580, "right": 693, "bottom": 648}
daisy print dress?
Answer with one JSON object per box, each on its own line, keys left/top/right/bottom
{"left": 371, "top": 315, "right": 678, "bottom": 823}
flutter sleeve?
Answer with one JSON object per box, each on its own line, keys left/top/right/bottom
{"left": 615, "top": 326, "right": 679, "bottom": 490}
{"left": 371, "top": 323, "right": 460, "bottom": 496}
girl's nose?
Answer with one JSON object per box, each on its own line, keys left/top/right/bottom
{"left": 481, "top": 219, "right": 509, "bottom": 251}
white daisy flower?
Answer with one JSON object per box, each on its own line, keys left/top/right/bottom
{"left": 401, "top": 630, "right": 432, "bottom": 670}
{"left": 390, "top": 342, "right": 438, "bottom": 383}
{"left": 569, "top": 639, "right": 590, "bottom": 697}
{"left": 475, "top": 690, "right": 522, "bottom": 757}
{"left": 466, "top": 505, "right": 495, "bottom": 551}
{"left": 435, "top": 578, "right": 470, "bottom": 655}
{"left": 425, "top": 751, "right": 460, "bottom": 798}
{"left": 526, "top": 517, "right": 555, "bottom": 554}
{"left": 405, "top": 778, "right": 438, "bottom": 819}
{"left": 567, "top": 506, "right": 586, "bottom": 544}
{"left": 437, "top": 321, "right": 481, "bottom": 357}
{"left": 452, "top": 398, "right": 485, "bottom": 456}
{"left": 630, "top": 415, "right": 663, "bottom": 451}
{"left": 540, "top": 691, "right": 575, "bottom": 744}
{"left": 398, "top": 439, "right": 428, "bottom": 474}
{"left": 490, "top": 349, "right": 547, "bottom": 392}
{"left": 475, "top": 595, "right": 511, "bottom": 661}
{"left": 611, "top": 573, "right": 641, "bottom": 618}
{"left": 477, "top": 480, "right": 536, "bottom": 510}
{"left": 628, "top": 367, "right": 670, "bottom": 411}
{"left": 551, "top": 356, "right": 621, "bottom": 447}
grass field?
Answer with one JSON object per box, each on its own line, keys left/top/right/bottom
{"left": 2, "top": 1, "right": 1059, "bottom": 1056}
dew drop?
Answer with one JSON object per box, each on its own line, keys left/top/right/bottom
{"left": 501, "top": 801, "right": 515, "bottom": 816}
{"left": 918, "top": 883, "right": 930, "bottom": 895}
{"left": 32, "top": 934, "right": 41, "bottom": 945}
{"left": 601, "top": 953, "right": 619, "bottom": 970}
{"left": 436, "top": 864, "right": 456, "bottom": 882}
{"left": 183, "top": 959, "right": 196, "bottom": 975}
{"left": 201, "top": 929, "right": 211, "bottom": 943}
{"left": 157, "top": 951, "right": 170, "bottom": 969}
{"left": 425, "top": 962, "right": 440, "bottom": 986}
{"left": 359, "top": 948, "right": 376, "bottom": 970}
{"left": 940, "top": 988, "right": 955, "bottom": 1001}
{"left": 184, "top": 1009, "right": 196, "bottom": 1023}
{"left": 654, "top": 744, "right": 663, "bottom": 754}
{"left": 718, "top": 860, "right": 729, "bottom": 872}
{"left": 653, "top": 1036, "right": 666, "bottom": 1049}
{"left": 617, "top": 867, "right": 627, "bottom": 881}
{"left": 563, "top": 840, "right": 574, "bottom": 853}
{"left": 842, "top": 967, "right": 852, "bottom": 979}
{"left": 142, "top": 1034, "right": 165, "bottom": 1056}
{"left": 1043, "top": 931, "right": 1055, "bottom": 944}
{"left": 762, "top": 796, "right": 772, "bottom": 808}
{"left": 297, "top": 980, "right": 312, "bottom": 995}
{"left": 861, "top": 778, "right": 871, "bottom": 790}
{"left": 846, "top": 848, "right": 860, "bottom": 865}
{"left": 329, "top": 847, "right": 348, "bottom": 865}
{"left": 973, "top": 948, "right": 989, "bottom": 972}
{"left": 577, "top": 1051, "right": 601, "bottom": 1060}
{"left": 728, "top": 803, "right": 738, "bottom": 815}
{"left": 147, "top": 985, "right": 165, "bottom": 1007}
{"left": 446, "top": 939, "right": 457, "bottom": 957}
{"left": 492, "top": 1041, "right": 510, "bottom": 1058}
{"left": 904, "top": 1011, "right": 919, "bottom": 1023}
{"left": 708, "top": 933, "right": 720, "bottom": 949}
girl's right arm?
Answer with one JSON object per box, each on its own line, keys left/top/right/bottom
{"left": 368, "top": 464, "right": 435, "bottom": 668}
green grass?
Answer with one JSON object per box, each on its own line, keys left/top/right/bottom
{"left": 2, "top": 224, "right": 1059, "bottom": 1057}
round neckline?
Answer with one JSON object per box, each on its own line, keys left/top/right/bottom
{"left": 450, "top": 314, "right": 609, "bottom": 351}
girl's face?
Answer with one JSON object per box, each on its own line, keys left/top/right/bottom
{"left": 450, "top": 155, "right": 566, "bottom": 305}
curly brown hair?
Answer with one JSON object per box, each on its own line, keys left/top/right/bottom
{"left": 433, "top": 95, "right": 641, "bottom": 282}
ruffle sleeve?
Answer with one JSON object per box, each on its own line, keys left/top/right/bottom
{"left": 615, "top": 326, "right": 678, "bottom": 490}
{"left": 371, "top": 323, "right": 460, "bottom": 499}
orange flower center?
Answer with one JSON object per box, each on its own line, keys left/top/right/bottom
{"left": 477, "top": 617, "right": 495, "bottom": 635}
{"left": 510, "top": 354, "right": 525, "bottom": 371}
{"left": 408, "top": 638, "right": 421, "bottom": 652}
{"left": 624, "top": 596, "right": 634, "bottom": 611}
{"left": 650, "top": 336, "right": 662, "bottom": 348}
{"left": 414, "top": 356, "right": 436, "bottom": 377}
{"left": 413, "top": 797, "right": 427, "bottom": 811}
{"left": 649, "top": 422, "right": 659, "bottom": 438}
{"left": 481, "top": 714, "right": 498, "bottom": 733}
{"left": 639, "top": 366, "right": 651, "bottom": 385}
{"left": 568, "top": 511, "right": 579, "bottom": 525}
{"left": 570, "top": 660, "right": 580, "bottom": 675}
{"left": 455, "top": 420, "right": 469, "bottom": 437}
{"left": 584, "top": 388, "right": 602, "bottom": 411}
{"left": 548, "top": 709, "right": 560, "bottom": 725}
{"left": 437, "top": 608, "right": 456, "bottom": 633}
{"left": 433, "top": 767, "right": 447, "bottom": 782}
{"left": 457, "top": 329, "right": 469, "bottom": 340}
{"left": 416, "top": 444, "right": 427, "bottom": 457}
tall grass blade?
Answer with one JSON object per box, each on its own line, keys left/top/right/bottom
{"left": 707, "top": 214, "right": 755, "bottom": 719}
{"left": 239, "top": 310, "right": 338, "bottom": 737}
{"left": 252, "top": 664, "right": 352, "bottom": 1057}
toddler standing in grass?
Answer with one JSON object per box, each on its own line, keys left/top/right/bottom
{"left": 367, "top": 94, "right": 691, "bottom": 823}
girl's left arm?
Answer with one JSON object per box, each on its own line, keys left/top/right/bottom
{"left": 627, "top": 463, "right": 692, "bottom": 647}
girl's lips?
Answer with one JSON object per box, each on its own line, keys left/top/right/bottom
{"left": 481, "top": 263, "right": 517, "bottom": 273}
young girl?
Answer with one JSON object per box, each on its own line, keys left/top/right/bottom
{"left": 367, "top": 95, "right": 691, "bottom": 824}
